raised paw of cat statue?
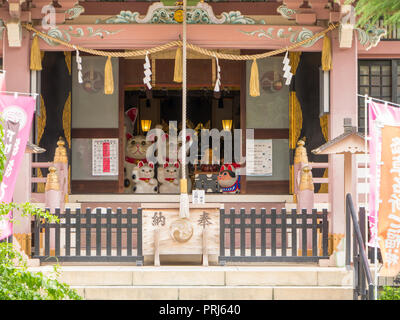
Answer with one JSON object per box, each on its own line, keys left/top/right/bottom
{"left": 132, "top": 161, "right": 158, "bottom": 194}
{"left": 158, "top": 162, "right": 180, "bottom": 194}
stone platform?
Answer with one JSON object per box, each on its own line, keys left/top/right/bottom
{"left": 28, "top": 265, "right": 353, "bottom": 300}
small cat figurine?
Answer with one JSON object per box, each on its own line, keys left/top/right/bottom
{"left": 158, "top": 162, "right": 180, "bottom": 194}
{"left": 124, "top": 135, "right": 153, "bottom": 193}
{"left": 132, "top": 161, "right": 158, "bottom": 194}
{"left": 217, "top": 164, "right": 240, "bottom": 194}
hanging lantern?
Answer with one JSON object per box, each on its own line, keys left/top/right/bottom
{"left": 222, "top": 119, "right": 233, "bottom": 131}
{"left": 141, "top": 120, "right": 152, "bottom": 133}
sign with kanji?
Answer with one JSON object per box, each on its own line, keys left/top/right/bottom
{"left": 379, "top": 125, "right": 400, "bottom": 276}
{"left": 142, "top": 207, "right": 220, "bottom": 255}
{"left": 92, "top": 139, "right": 118, "bottom": 176}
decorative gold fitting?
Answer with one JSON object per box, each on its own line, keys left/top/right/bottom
{"left": 294, "top": 139, "right": 308, "bottom": 164}
{"left": 180, "top": 178, "right": 188, "bottom": 193}
{"left": 54, "top": 137, "right": 68, "bottom": 164}
{"left": 299, "top": 166, "right": 314, "bottom": 191}
{"left": 45, "top": 167, "right": 60, "bottom": 191}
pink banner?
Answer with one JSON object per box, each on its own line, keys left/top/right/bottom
{"left": 368, "top": 100, "right": 400, "bottom": 247}
{"left": 0, "top": 71, "right": 5, "bottom": 92}
{"left": 0, "top": 94, "right": 35, "bottom": 241}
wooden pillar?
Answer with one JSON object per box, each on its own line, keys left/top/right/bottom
{"left": 53, "top": 137, "right": 68, "bottom": 208}
{"left": 329, "top": 29, "right": 358, "bottom": 236}
{"left": 294, "top": 140, "right": 308, "bottom": 200}
{"left": 45, "top": 166, "right": 61, "bottom": 255}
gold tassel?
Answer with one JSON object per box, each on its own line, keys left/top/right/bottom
{"left": 249, "top": 59, "right": 260, "bottom": 97}
{"left": 104, "top": 56, "right": 114, "bottom": 95}
{"left": 173, "top": 46, "right": 183, "bottom": 83}
{"left": 321, "top": 34, "right": 332, "bottom": 71}
{"left": 30, "top": 35, "right": 42, "bottom": 71}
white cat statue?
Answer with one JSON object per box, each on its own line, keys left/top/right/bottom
{"left": 124, "top": 135, "right": 153, "bottom": 193}
{"left": 132, "top": 161, "right": 158, "bottom": 194}
{"left": 158, "top": 162, "right": 180, "bottom": 194}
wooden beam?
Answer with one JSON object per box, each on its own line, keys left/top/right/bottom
{"left": 71, "top": 128, "right": 119, "bottom": 139}
{"left": 80, "top": 2, "right": 281, "bottom": 16}
{"left": 253, "top": 129, "right": 289, "bottom": 140}
{"left": 71, "top": 180, "right": 119, "bottom": 194}
{"left": 34, "top": 24, "right": 325, "bottom": 51}
{"left": 118, "top": 57, "right": 125, "bottom": 193}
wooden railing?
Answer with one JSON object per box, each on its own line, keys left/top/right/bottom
{"left": 32, "top": 208, "right": 144, "bottom": 265}
{"left": 309, "top": 161, "right": 329, "bottom": 203}
{"left": 219, "top": 207, "right": 329, "bottom": 264}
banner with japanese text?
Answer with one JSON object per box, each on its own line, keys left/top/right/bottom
{"left": 0, "top": 94, "right": 35, "bottom": 240}
{"left": 368, "top": 101, "right": 400, "bottom": 248}
{"left": 379, "top": 125, "right": 400, "bottom": 276}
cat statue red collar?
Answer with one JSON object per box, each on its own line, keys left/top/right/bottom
{"left": 158, "top": 162, "right": 180, "bottom": 194}
{"left": 132, "top": 161, "right": 158, "bottom": 194}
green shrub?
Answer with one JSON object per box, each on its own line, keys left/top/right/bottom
{"left": 0, "top": 242, "right": 82, "bottom": 300}
{"left": 379, "top": 286, "right": 400, "bottom": 300}
{"left": 0, "top": 202, "right": 82, "bottom": 300}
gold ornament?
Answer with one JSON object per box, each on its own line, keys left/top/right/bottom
{"left": 45, "top": 167, "right": 60, "bottom": 191}
{"left": 54, "top": 137, "right": 68, "bottom": 164}
{"left": 294, "top": 139, "right": 308, "bottom": 164}
{"left": 299, "top": 166, "right": 314, "bottom": 191}
{"left": 174, "top": 9, "right": 184, "bottom": 23}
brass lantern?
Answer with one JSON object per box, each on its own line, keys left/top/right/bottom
{"left": 141, "top": 120, "right": 152, "bottom": 133}
{"left": 222, "top": 120, "right": 233, "bottom": 131}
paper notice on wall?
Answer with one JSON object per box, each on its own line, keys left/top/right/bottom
{"left": 92, "top": 139, "right": 118, "bottom": 176}
{"left": 246, "top": 139, "right": 272, "bottom": 176}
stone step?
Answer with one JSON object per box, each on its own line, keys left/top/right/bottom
{"left": 30, "top": 265, "right": 353, "bottom": 287}
{"left": 71, "top": 285, "right": 353, "bottom": 300}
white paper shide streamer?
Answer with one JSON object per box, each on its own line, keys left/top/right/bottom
{"left": 74, "top": 47, "right": 83, "bottom": 84}
{"left": 282, "top": 51, "right": 293, "bottom": 86}
{"left": 214, "top": 56, "right": 221, "bottom": 93}
{"left": 143, "top": 52, "right": 152, "bottom": 90}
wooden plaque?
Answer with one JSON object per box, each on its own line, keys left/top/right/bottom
{"left": 142, "top": 207, "right": 220, "bottom": 255}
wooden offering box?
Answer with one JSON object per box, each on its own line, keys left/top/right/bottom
{"left": 142, "top": 203, "right": 221, "bottom": 264}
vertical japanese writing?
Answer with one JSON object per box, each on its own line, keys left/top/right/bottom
{"left": 379, "top": 127, "right": 400, "bottom": 276}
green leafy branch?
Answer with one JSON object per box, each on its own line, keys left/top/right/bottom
{"left": 0, "top": 242, "right": 82, "bottom": 300}
{"left": 355, "top": 0, "right": 400, "bottom": 29}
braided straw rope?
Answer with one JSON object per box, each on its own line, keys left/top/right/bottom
{"left": 188, "top": 23, "right": 338, "bottom": 60}
{"left": 24, "top": 23, "right": 181, "bottom": 58}
{"left": 24, "top": 23, "right": 338, "bottom": 61}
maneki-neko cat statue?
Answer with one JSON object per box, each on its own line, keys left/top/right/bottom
{"left": 132, "top": 161, "right": 158, "bottom": 193}
{"left": 124, "top": 135, "right": 154, "bottom": 193}
{"left": 157, "top": 162, "right": 181, "bottom": 194}
{"left": 217, "top": 164, "right": 240, "bottom": 194}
